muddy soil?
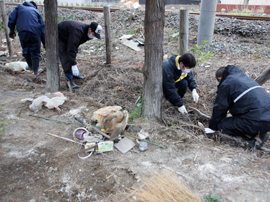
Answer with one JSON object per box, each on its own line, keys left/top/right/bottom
{"left": 1, "top": 8, "right": 270, "bottom": 202}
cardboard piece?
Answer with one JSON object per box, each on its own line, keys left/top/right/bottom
{"left": 114, "top": 137, "right": 135, "bottom": 154}
{"left": 121, "top": 39, "right": 141, "bottom": 51}
{"left": 119, "top": 35, "right": 141, "bottom": 52}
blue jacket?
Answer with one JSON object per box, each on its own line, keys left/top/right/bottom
{"left": 209, "top": 65, "right": 270, "bottom": 130}
{"left": 8, "top": 2, "right": 45, "bottom": 43}
{"left": 162, "top": 55, "right": 197, "bottom": 107}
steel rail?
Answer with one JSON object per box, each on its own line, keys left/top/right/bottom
{"left": 5, "top": 3, "right": 270, "bottom": 21}
{"left": 190, "top": 12, "right": 270, "bottom": 21}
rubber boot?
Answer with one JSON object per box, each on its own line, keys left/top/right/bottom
{"left": 65, "top": 74, "right": 80, "bottom": 89}
{"left": 249, "top": 133, "right": 269, "bottom": 149}
{"left": 32, "top": 58, "right": 43, "bottom": 75}
{"left": 258, "top": 132, "right": 269, "bottom": 148}
{"left": 73, "top": 75, "right": 86, "bottom": 80}
{"left": 25, "top": 55, "right": 33, "bottom": 70}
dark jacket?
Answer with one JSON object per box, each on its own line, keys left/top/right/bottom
{"left": 58, "top": 20, "right": 91, "bottom": 66}
{"left": 8, "top": 2, "right": 45, "bottom": 44}
{"left": 162, "top": 55, "right": 197, "bottom": 107}
{"left": 209, "top": 65, "right": 270, "bottom": 130}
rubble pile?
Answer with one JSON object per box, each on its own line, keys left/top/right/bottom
{"left": 3, "top": 5, "right": 270, "bottom": 59}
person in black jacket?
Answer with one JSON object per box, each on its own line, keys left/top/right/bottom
{"left": 207, "top": 65, "right": 270, "bottom": 149}
{"left": 58, "top": 20, "right": 102, "bottom": 89}
{"left": 8, "top": 1, "right": 45, "bottom": 75}
{"left": 163, "top": 53, "right": 199, "bottom": 115}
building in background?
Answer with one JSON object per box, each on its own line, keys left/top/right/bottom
{"left": 221, "top": 0, "right": 269, "bottom": 5}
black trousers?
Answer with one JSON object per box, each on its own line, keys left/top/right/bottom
{"left": 176, "top": 79, "right": 188, "bottom": 98}
{"left": 217, "top": 116, "right": 270, "bottom": 138}
{"left": 58, "top": 39, "right": 72, "bottom": 75}
{"left": 19, "top": 31, "right": 41, "bottom": 59}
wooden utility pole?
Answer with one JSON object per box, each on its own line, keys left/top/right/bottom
{"left": 44, "top": 0, "right": 59, "bottom": 92}
{"left": 0, "top": 0, "right": 14, "bottom": 56}
{"left": 179, "top": 9, "right": 189, "bottom": 55}
{"left": 142, "top": 0, "right": 164, "bottom": 121}
{"left": 103, "top": 6, "right": 111, "bottom": 64}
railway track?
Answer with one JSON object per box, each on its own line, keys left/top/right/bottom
{"left": 5, "top": 3, "right": 270, "bottom": 21}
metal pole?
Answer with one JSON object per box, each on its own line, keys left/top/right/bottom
{"left": 103, "top": 6, "right": 111, "bottom": 64}
{"left": 0, "top": 0, "right": 14, "bottom": 56}
{"left": 197, "top": 0, "right": 217, "bottom": 46}
{"left": 179, "top": 9, "right": 189, "bottom": 55}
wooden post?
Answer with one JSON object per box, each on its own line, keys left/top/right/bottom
{"left": 255, "top": 66, "right": 270, "bottom": 86}
{"left": 44, "top": 0, "right": 60, "bottom": 92}
{"left": 103, "top": 6, "right": 111, "bottom": 64}
{"left": 0, "top": 0, "right": 14, "bottom": 56}
{"left": 142, "top": 0, "right": 164, "bottom": 121}
{"left": 179, "top": 9, "right": 189, "bottom": 55}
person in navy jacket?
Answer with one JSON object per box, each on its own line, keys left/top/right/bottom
{"left": 163, "top": 53, "right": 199, "bottom": 115}
{"left": 207, "top": 65, "right": 270, "bottom": 149}
{"left": 8, "top": 1, "right": 45, "bottom": 75}
{"left": 58, "top": 20, "right": 102, "bottom": 89}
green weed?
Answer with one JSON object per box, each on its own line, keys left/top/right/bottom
{"left": 57, "top": 14, "right": 75, "bottom": 23}
{"left": 191, "top": 40, "right": 214, "bottom": 66}
{"left": 0, "top": 20, "right": 4, "bottom": 30}
{"left": 203, "top": 193, "right": 222, "bottom": 202}
{"left": 0, "top": 122, "right": 7, "bottom": 142}
{"left": 129, "top": 99, "right": 143, "bottom": 122}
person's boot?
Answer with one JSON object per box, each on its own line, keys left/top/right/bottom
{"left": 257, "top": 133, "right": 269, "bottom": 148}
{"left": 249, "top": 133, "right": 269, "bottom": 149}
{"left": 73, "top": 75, "right": 85, "bottom": 80}
{"left": 65, "top": 74, "right": 80, "bottom": 89}
{"left": 32, "top": 58, "right": 43, "bottom": 75}
{"left": 25, "top": 55, "right": 33, "bottom": 70}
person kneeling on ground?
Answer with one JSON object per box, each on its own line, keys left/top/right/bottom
{"left": 58, "top": 20, "right": 102, "bottom": 89}
{"left": 206, "top": 65, "right": 270, "bottom": 149}
{"left": 162, "top": 53, "right": 199, "bottom": 115}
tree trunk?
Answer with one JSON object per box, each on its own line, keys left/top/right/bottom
{"left": 0, "top": 0, "right": 14, "bottom": 56}
{"left": 44, "top": 0, "right": 59, "bottom": 92}
{"left": 142, "top": 0, "right": 164, "bottom": 121}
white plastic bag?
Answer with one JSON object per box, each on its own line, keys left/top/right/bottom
{"left": 45, "top": 92, "right": 67, "bottom": 110}
{"left": 5, "top": 62, "right": 28, "bottom": 71}
{"left": 21, "top": 92, "right": 67, "bottom": 113}
{"left": 29, "top": 96, "right": 50, "bottom": 113}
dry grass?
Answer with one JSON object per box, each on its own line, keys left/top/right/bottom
{"left": 116, "top": 172, "right": 202, "bottom": 202}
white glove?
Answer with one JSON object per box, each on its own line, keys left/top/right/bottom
{"left": 72, "top": 65, "right": 79, "bottom": 76}
{"left": 178, "top": 105, "right": 188, "bottom": 115}
{"left": 205, "top": 128, "right": 216, "bottom": 134}
{"left": 192, "top": 89, "right": 199, "bottom": 103}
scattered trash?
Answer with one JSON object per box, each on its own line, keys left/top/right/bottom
{"left": 137, "top": 129, "right": 149, "bottom": 140}
{"left": 73, "top": 127, "right": 103, "bottom": 143}
{"left": 128, "top": 134, "right": 166, "bottom": 149}
{"left": 97, "top": 141, "right": 114, "bottom": 153}
{"left": 21, "top": 92, "right": 67, "bottom": 113}
{"left": 114, "top": 137, "right": 135, "bottom": 154}
{"left": 0, "top": 50, "right": 8, "bottom": 57}
{"left": 5, "top": 62, "right": 28, "bottom": 71}
{"left": 138, "top": 141, "right": 148, "bottom": 151}
{"left": 171, "top": 33, "right": 179, "bottom": 37}
{"left": 92, "top": 106, "right": 129, "bottom": 139}
{"left": 119, "top": 35, "right": 142, "bottom": 51}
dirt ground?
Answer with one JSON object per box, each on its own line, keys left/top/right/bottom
{"left": 1, "top": 8, "right": 270, "bottom": 202}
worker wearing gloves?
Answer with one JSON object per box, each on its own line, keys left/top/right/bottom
{"left": 58, "top": 20, "right": 102, "bottom": 89}
{"left": 206, "top": 65, "right": 270, "bottom": 149}
{"left": 162, "top": 53, "right": 199, "bottom": 115}
{"left": 8, "top": 1, "right": 45, "bottom": 75}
